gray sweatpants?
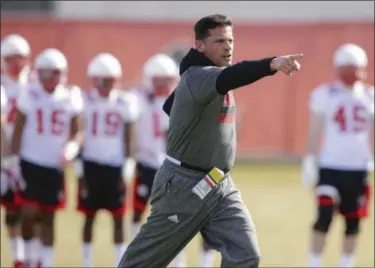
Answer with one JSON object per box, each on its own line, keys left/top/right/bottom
{"left": 118, "top": 160, "right": 260, "bottom": 268}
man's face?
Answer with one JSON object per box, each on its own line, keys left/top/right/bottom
{"left": 3, "top": 54, "right": 30, "bottom": 77}
{"left": 38, "top": 69, "right": 66, "bottom": 92}
{"left": 196, "top": 26, "right": 234, "bottom": 67}
{"left": 152, "top": 76, "right": 178, "bottom": 96}
{"left": 92, "top": 77, "right": 117, "bottom": 96}
{"left": 336, "top": 65, "right": 367, "bottom": 86}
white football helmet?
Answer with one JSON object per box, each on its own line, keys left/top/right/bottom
{"left": 34, "top": 48, "right": 67, "bottom": 70}
{"left": 87, "top": 53, "right": 122, "bottom": 78}
{"left": 142, "top": 53, "right": 178, "bottom": 89}
{"left": 1, "top": 34, "right": 31, "bottom": 57}
{"left": 333, "top": 43, "right": 368, "bottom": 68}
{"left": 1, "top": 34, "right": 31, "bottom": 78}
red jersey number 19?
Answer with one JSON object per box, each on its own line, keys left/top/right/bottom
{"left": 91, "top": 111, "right": 121, "bottom": 137}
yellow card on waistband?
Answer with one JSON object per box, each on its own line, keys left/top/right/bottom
{"left": 208, "top": 167, "right": 225, "bottom": 184}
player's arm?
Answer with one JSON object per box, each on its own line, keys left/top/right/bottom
{"left": 62, "top": 113, "right": 83, "bottom": 162}
{"left": 306, "top": 112, "right": 324, "bottom": 156}
{"left": 122, "top": 93, "right": 140, "bottom": 181}
{"left": 11, "top": 110, "right": 26, "bottom": 155}
{"left": 0, "top": 115, "right": 7, "bottom": 157}
{"left": 159, "top": 111, "right": 169, "bottom": 142}
{"left": 1, "top": 86, "right": 8, "bottom": 157}
{"left": 369, "top": 116, "right": 375, "bottom": 172}
{"left": 305, "top": 86, "right": 327, "bottom": 155}
{"left": 62, "top": 88, "right": 84, "bottom": 163}
{"left": 11, "top": 87, "right": 31, "bottom": 157}
{"left": 301, "top": 86, "right": 327, "bottom": 188}
{"left": 123, "top": 121, "right": 136, "bottom": 182}
{"left": 1, "top": 89, "right": 10, "bottom": 194}
{"left": 124, "top": 120, "right": 136, "bottom": 161}
{"left": 369, "top": 89, "right": 375, "bottom": 171}
{"left": 154, "top": 97, "right": 169, "bottom": 140}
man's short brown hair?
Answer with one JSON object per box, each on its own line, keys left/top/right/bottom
{"left": 194, "top": 14, "right": 233, "bottom": 40}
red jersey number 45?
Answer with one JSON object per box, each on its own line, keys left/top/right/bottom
{"left": 334, "top": 105, "right": 367, "bottom": 133}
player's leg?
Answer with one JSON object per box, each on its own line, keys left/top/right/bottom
{"left": 104, "top": 164, "right": 127, "bottom": 266}
{"left": 38, "top": 211, "right": 55, "bottom": 268}
{"left": 81, "top": 214, "right": 96, "bottom": 268}
{"left": 5, "top": 207, "right": 23, "bottom": 268}
{"left": 38, "top": 165, "right": 66, "bottom": 268}
{"left": 18, "top": 159, "right": 44, "bottom": 268}
{"left": 131, "top": 163, "right": 156, "bottom": 239}
{"left": 1, "top": 189, "right": 24, "bottom": 268}
{"left": 112, "top": 215, "right": 126, "bottom": 266}
{"left": 338, "top": 170, "right": 369, "bottom": 268}
{"left": 308, "top": 168, "right": 339, "bottom": 267}
{"left": 77, "top": 160, "right": 102, "bottom": 268}
{"left": 32, "top": 213, "right": 43, "bottom": 267}
{"left": 118, "top": 166, "right": 222, "bottom": 268}
{"left": 200, "top": 175, "right": 261, "bottom": 268}
{"left": 200, "top": 238, "right": 215, "bottom": 267}
{"left": 21, "top": 206, "right": 41, "bottom": 268}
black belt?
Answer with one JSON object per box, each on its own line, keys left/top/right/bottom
{"left": 179, "top": 161, "right": 230, "bottom": 174}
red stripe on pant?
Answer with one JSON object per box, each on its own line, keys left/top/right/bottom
{"left": 15, "top": 177, "right": 66, "bottom": 212}
{"left": 132, "top": 176, "right": 147, "bottom": 213}
{"left": 343, "top": 185, "right": 372, "bottom": 219}
{"left": 318, "top": 196, "right": 334, "bottom": 206}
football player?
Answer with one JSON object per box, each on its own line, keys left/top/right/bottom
{"left": 1, "top": 34, "right": 32, "bottom": 268}
{"left": 11, "top": 48, "right": 83, "bottom": 268}
{"left": 75, "top": 53, "right": 138, "bottom": 267}
{"left": 302, "top": 44, "right": 374, "bottom": 268}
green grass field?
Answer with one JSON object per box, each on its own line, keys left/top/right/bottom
{"left": 1, "top": 163, "right": 374, "bottom": 267}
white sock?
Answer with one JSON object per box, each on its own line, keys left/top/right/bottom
{"left": 25, "top": 238, "right": 41, "bottom": 266}
{"left": 339, "top": 254, "right": 355, "bottom": 268}
{"left": 171, "top": 250, "right": 186, "bottom": 268}
{"left": 82, "top": 243, "right": 93, "bottom": 267}
{"left": 131, "top": 223, "right": 142, "bottom": 241}
{"left": 10, "top": 236, "right": 25, "bottom": 262}
{"left": 115, "top": 243, "right": 127, "bottom": 266}
{"left": 200, "top": 250, "right": 215, "bottom": 267}
{"left": 308, "top": 252, "right": 322, "bottom": 267}
{"left": 41, "top": 246, "right": 53, "bottom": 268}
{"left": 33, "top": 238, "right": 42, "bottom": 266}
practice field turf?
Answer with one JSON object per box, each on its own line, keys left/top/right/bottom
{"left": 1, "top": 163, "right": 374, "bottom": 267}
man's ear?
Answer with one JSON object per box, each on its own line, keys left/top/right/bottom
{"left": 195, "top": 40, "right": 205, "bottom": 53}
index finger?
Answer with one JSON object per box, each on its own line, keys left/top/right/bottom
{"left": 289, "top": 53, "right": 304, "bottom": 60}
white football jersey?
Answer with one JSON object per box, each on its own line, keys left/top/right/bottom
{"left": 133, "top": 89, "right": 169, "bottom": 169}
{"left": 81, "top": 89, "right": 139, "bottom": 166}
{"left": 1, "top": 74, "right": 29, "bottom": 148}
{"left": 309, "top": 81, "right": 374, "bottom": 170}
{"left": 17, "top": 84, "right": 83, "bottom": 168}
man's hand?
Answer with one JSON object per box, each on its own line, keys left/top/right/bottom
{"left": 60, "top": 141, "right": 80, "bottom": 166}
{"left": 1, "top": 155, "right": 26, "bottom": 192}
{"left": 270, "top": 54, "right": 303, "bottom": 76}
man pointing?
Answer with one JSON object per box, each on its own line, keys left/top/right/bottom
{"left": 118, "top": 14, "right": 303, "bottom": 268}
